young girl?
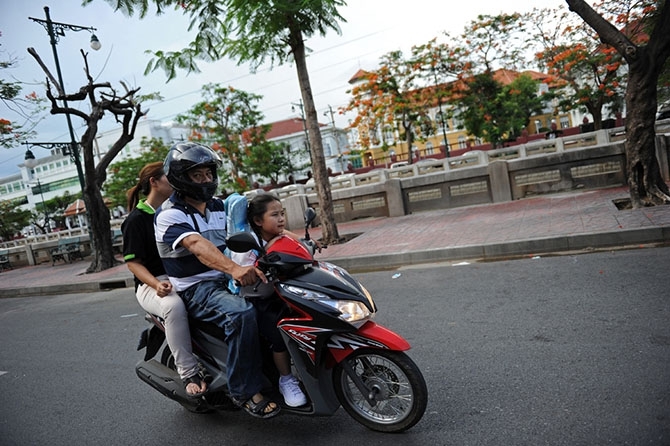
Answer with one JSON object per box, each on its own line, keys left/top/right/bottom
{"left": 230, "top": 194, "right": 307, "bottom": 407}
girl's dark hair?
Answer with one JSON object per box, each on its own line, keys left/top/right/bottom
{"left": 247, "top": 194, "right": 281, "bottom": 237}
{"left": 126, "top": 161, "right": 165, "bottom": 211}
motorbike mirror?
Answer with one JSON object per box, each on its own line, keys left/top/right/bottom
{"left": 303, "top": 207, "right": 317, "bottom": 240}
{"left": 227, "top": 232, "right": 264, "bottom": 254}
{"left": 304, "top": 207, "right": 317, "bottom": 226}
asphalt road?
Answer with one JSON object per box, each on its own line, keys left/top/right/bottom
{"left": 1, "top": 247, "right": 669, "bottom": 445}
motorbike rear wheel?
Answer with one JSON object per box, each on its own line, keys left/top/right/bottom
{"left": 333, "top": 348, "right": 427, "bottom": 433}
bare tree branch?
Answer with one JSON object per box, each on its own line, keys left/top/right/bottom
{"left": 26, "top": 47, "right": 63, "bottom": 96}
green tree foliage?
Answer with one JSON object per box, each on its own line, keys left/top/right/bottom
{"left": 448, "top": 13, "right": 547, "bottom": 146}
{"left": 105, "top": 137, "right": 170, "bottom": 209}
{"left": 246, "top": 141, "right": 295, "bottom": 186}
{"left": 174, "top": 84, "right": 268, "bottom": 192}
{"left": 27, "top": 190, "right": 77, "bottom": 234}
{"left": 453, "top": 72, "right": 544, "bottom": 147}
{"left": 86, "top": 0, "right": 344, "bottom": 243}
{"left": 0, "top": 199, "right": 31, "bottom": 240}
{"left": 456, "top": 72, "right": 505, "bottom": 146}
{"left": 457, "top": 13, "right": 531, "bottom": 73}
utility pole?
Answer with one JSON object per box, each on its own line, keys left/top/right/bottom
{"left": 291, "top": 99, "right": 311, "bottom": 153}
{"left": 324, "top": 105, "right": 344, "bottom": 173}
{"left": 432, "top": 66, "right": 450, "bottom": 157}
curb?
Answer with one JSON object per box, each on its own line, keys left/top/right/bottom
{"left": 323, "top": 226, "right": 670, "bottom": 273}
{"left": 0, "top": 277, "right": 134, "bottom": 298}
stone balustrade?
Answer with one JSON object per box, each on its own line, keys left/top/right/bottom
{"left": 4, "top": 122, "right": 669, "bottom": 262}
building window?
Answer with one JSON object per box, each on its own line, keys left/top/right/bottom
{"left": 426, "top": 141, "right": 434, "bottom": 155}
{"left": 379, "top": 126, "right": 389, "bottom": 143}
{"left": 458, "top": 135, "right": 467, "bottom": 149}
{"left": 560, "top": 116, "right": 570, "bottom": 129}
{"left": 435, "top": 111, "right": 450, "bottom": 132}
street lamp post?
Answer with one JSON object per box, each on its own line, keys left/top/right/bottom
{"left": 27, "top": 6, "right": 101, "bottom": 194}
{"left": 28, "top": 178, "right": 50, "bottom": 233}
{"left": 432, "top": 67, "right": 450, "bottom": 157}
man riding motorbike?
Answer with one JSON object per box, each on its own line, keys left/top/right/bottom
{"left": 154, "top": 142, "right": 279, "bottom": 419}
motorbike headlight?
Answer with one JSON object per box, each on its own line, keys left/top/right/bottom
{"left": 278, "top": 284, "right": 372, "bottom": 325}
{"left": 317, "top": 299, "right": 371, "bottom": 325}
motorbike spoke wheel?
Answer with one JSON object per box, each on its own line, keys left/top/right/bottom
{"left": 333, "top": 349, "right": 427, "bottom": 433}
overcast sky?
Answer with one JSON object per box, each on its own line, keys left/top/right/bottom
{"left": 0, "top": 0, "right": 566, "bottom": 176}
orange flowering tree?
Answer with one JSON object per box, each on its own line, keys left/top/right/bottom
{"left": 1, "top": 32, "right": 45, "bottom": 148}
{"left": 563, "top": 0, "right": 670, "bottom": 207}
{"left": 526, "top": 4, "right": 628, "bottom": 130}
{"left": 412, "top": 14, "right": 542, "bottom": 148}
{"left": 345, "top": 50, "right": 432, "bottom": 165}
{"left": 566, "top": 0, "right": 670, "bottom": 207}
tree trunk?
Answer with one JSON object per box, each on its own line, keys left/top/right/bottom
{"left": 290, "top": 29, "right": 340, "bottom": 243}
{"left": 625, "top": 57, "right": 670, "bottom": 207}
{"left": 565, "top": 0, "right": 670, "bottom": 207}
{"left": 28, "top": 47, "right": 143, "bottom": 272}
{"left": 403, "top": 116, "right": 415, "bottom": 164}
{"left": 81, "top": 135, "right": 119, "bottom": 273}
{"left": 587, "top": 104, "right": 603, "bottom": 131}
{"left": 83, "top": 184, "right": 117, "bottom": 272}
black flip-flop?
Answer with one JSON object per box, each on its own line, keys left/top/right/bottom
{"left": 232, "top": 395, "right": 281, "bottom": 419}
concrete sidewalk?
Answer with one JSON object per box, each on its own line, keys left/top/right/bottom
{"left": 1, "top": 186, "right": 669, "bottom": 297}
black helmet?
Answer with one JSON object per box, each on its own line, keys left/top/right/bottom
{"left": 164, "top": 142, "right": 223, "bottom": 202}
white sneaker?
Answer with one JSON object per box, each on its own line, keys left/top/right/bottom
{"left": 279, "top": 375, "right": 307, "bottom": 407}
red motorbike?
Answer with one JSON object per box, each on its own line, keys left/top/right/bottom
{"left": 136, "top": 208, "right": 427, "bottom": 433}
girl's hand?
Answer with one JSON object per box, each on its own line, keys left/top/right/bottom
{"left": 266, "top": 234, "right": 284, "bottom": 249}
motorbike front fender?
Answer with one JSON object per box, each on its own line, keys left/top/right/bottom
{"left": 328, "top": 321, "right": 411, "bottom": 363}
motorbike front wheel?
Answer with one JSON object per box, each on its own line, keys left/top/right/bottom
{"left": 333, "top": 349, "right": 428, "bottom": 433}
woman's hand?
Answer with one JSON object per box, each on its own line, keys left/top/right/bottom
{"left": 155, "top": 280, "right": 173, "bottom": 297}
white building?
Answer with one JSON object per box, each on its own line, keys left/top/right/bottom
{"left": 0, "top": 119, "right": 189, "bottom": 231}
{"left": 264, "top": 118, "right": 350, "bottom": 182}
{"left": 0, "top": 116, "right": 350, "bottom": 230}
